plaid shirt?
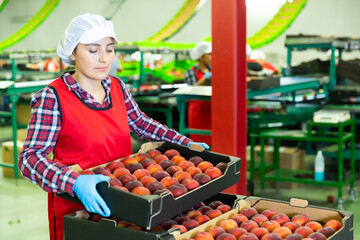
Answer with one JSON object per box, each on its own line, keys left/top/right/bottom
{"left": 19, "top": 72, "right": 191, "bottom": 196}
{"left": 184, "top": 65, "right": 211, "bottom": 86}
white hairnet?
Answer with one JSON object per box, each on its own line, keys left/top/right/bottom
{"left": 246, "top": 44, "right": 252, "bottom": 57}
{"left": 250, "top": 50, "right": 266, "bottom": 60}
{"left": 57, "top": 13, "right": 119, "bottom": 64}
{"left": 190, "top": 41, "right": 212, "bottom": 60}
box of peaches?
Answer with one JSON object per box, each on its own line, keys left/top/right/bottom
{"left": 58, "top": 142, "right": 241, "bottom": 230}
{"left": 63, "top": 193, "right": 353, "bottom": 240}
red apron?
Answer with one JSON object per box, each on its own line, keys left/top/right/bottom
{"left": 47, "top": 76, "right": 132, "bottom": 240}
{"left": 188, "top": 67, "right": 211, "bottom": 145}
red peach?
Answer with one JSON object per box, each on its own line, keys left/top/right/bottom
{"left": 317, "top": 227, "right": 335, "bottom": 238}
{"left": 170, "top": 224, "right": 187, "bottom": 233}
{"left": 133, "top": 169, "right": 151, "bottom": 180}
{"left": 107, "top": 161, "right": 125, "bottom": 172}
{"left": 147, "top": 164, "right": 163, "bottom": 175}
{"left": 195, "top": 215, "right": 211, "bottom": 225}
{"left": 231, "top": 214, "right": 248, "bottom": 226}
{"left": 109, "top": 178, "right": 123, "bottom": 187}
{"left": 131, "top": 186, "right": 151, "bottom": 195}
{"left": 240, "top": 220, "right": 258, "bottom": 232}
{"left": 284, "top": 233, "right": 303, "bottom": 240}
{"left": 220, "top": 219, "right": 239, "bottom": 232}
{"left": 127, "top": 162, "right": 144, "bottom": 173}
{"left": 261, "top": 220, "right": 281, "bottom": 232}
{"left": 206, "top": 209, "right": 223, "bottom": 219}
{"left": 229, "top": 227, "right": 247, "bottom": 239}
{"left": 183, "top": 219, "right": 199, "bottom": 231}
{"left": 182, "top": 178, "right": 200, "bottom": 191}
{"left": 308, "top": 232, "right": 327, "bottom": 240}
{"left": 161, "top": 219, "right": 177, "bottom": 230}
{"left": 178, "top": 160, "right": 195, "bottom": 171}
{"left": 89, "top": 214, "right": 103, "bottom": 222}
{"left": 261, "top": 233, "right": 282, "bottom": 240}
{"left": 215, "top": 162, "right": 228, "bottom": 174}
{"left": 134, "top": 153, "right": 151, "bottom": 162}
{"left": 154, "top": 154, "right": 169, "bottom": 164}
{"left": 216, "top": 232, "right": 236, "bottom": 240}
{"left": 113, "top": 186, "right": 129, "bottom": 192}
{"left": 166, "top": 165, "right": 183, "bottom": 176}
{"left": 208, "top": 226, "right": 226, "bottom": 238}
{"left": 139, "top": 175, "right": 157, "bottom": 186}
{"left": 198, "top": 206, "right": 212, "bottom": 214}
{"left": 283, "top": 221, "right": 301, "bottom": 232}
{"left": 250, "top": 227, "right": 269, "bottom": 239}
{"left": 188, "top": 156, "right": 204, "bottom": 166}
{"left": 216, "top": 204, "right": 232, "bottom": 214}
{"left": 209, "top": 200, "right": 224, "bottom": 209}
{"left": 305, "top": 221, "right": 323, "bottom": 232}
{"left": 124, "top": 180, "right": 143, "bottom": 192}
{"left": 171, "top": 155, "right": 186, "bottom": 165}
{"left": 121, "top": 156, "right": 138, "bottom": 167}
{"left": 160, "top": 176, "right": 179, "bottom": 188}
{"left": 186, "top": 166, "right": 202, "bottom": 177}
{"left": 324, "top": 219, "right": 342, "bottom": 231}
{"left": 141, "top": 158, "right": 157, "bottom": 168}
{"left": 291, "top": 214, "right": 311, "bottom": 226}
{"left": 153, "top": 189, "right": 171, "bottom": 195}
{"left": 174, "top": 215, "right": 190, "bottom": 224}
{"left": 80, "top": 169, "right": 95, "bottom": 175}
{"left": 238, "top": 233, "right": 258, "bottom": 240}
{"left": 272, "top": 226, "right": 292, "bottom": 238}
{"left": 119, "top": 173, "right": 137, "bottom": 185}
{"left": 159, "top": 159, "right": 175, "bottom": 170}
{"left": 261, "top": 209, "right": 278, "bottom": 220}
{"left": 197, "top": 161, "right": 214, "bottom": 172}
{"left": 251, "top": 214, "right": 269, "bottom": 226}
{"left": 113, "top": 167, "right": 130, "bottom": 179}
{"left": 93, "top": 166, "right": 111, "bottom": 175}
{"left": 294, "top": 226, "right": 313, "bottom": 238}
{"left": 193, "top": 173, "right": 212, "bottom": 185}
{"left": 204, "top": 167, "right": 223, "bottom": 180}
{"left": 146, "top": 149, "right": 162, "bottom": 159}
{"left": 168, "top": 183, "right": 188, "bottom": 198}
{"left": 186, "top": 210, "right": 202, "bottom": 219}
{"left": 146, "top": 181, "right": 165, "bottom": 194}
{"left": 164, "top": 149, "right": 180, "bottom": 159}
{"left": 194, "top": 232, "right": 214, "bottom": 240}
{"left": 271, "top": 213, "right": 290, "bottom": 226}
{"left": 152, "top": 170, "right": 170, "bottom": 181}
{"left": 194, "top": 202, "right": 206, "bottom": 209}
{"left": 240, "top": 207, "right": 259, "bottom": 219}
{"left": 173, "top": 171, "right": 192, "bottom": 182}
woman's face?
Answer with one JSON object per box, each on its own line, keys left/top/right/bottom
{"left": 200, "top": 53, "right": 212, "bottom": 67}
{"left": 72, "top": 37, "right": 115, "bottom": 81}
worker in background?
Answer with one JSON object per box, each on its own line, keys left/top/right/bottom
{"left": 26, "top": 56, "right": 67, "bottom": 72}
{"left": 184, "top": 41, "right": 212, "bottom": 146}
{"left": 108, "top": 53, "right": 122, "bottom": 76}
{"left": 248, "top": 50, "right": 277, "bottom": 75}
{"left": 18, "top": 14, "right": 209, "bottom": 240}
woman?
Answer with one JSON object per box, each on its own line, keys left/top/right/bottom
{"left": 184, "top": 41, "right": 212, "bottom": 146}
{"left": 18, "top": 14, "right": 208, "bottom": 240}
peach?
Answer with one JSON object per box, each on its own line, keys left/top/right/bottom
{"left": 186, "top": 166, "right": 202, "bottom": 177}
{"left": 271, "top": 213, "right": 290, "bottom": 226}
{"left": 194, "top": 232, "right": 214, "bottom": 240}
{"left": 284, "top": 233, "right": 303, "bottom": 240}
{"left": 194, "top": 202, "right": 206, "bottom": 209}
{"left": 291, "top": 214, "right": 311, "bottom": 226}
{"left": 152, "top": 170, "right": 170, "bottom": 181}
{"left": 168, "top": 183, "right": 188, "bottom": 198}
{"left": 146, "top": 181, "right": 165, "bottom": 194}
{"left": 204, "top": 167, "right": 223, "bottom": 180}
{"left": 272, "top": 226, "right": 292, "bottom": 238}
{"left": 186, "top": 210, "right": 202, "bottom": 219}
{"left": 324, "top": 219, "right": 342, "bottom": 231}
{"left": 240, "top": 207, "right": 258, "bottom": 219}
{"left": 107, "top": 161, "right": 125, "bottom": 172}
{"left": 229, "top": 227, "right": 247, "bottom": 239}
{"left": 80, "top": 169, "right": 95, "bottom": 175}
{"left": 171, "top": 155, "right": 186, "bottom": 165}
{"left": 317, "top": 227, "right": 335, "bottom": 238}
{"left": 93, "top": 166, "right": 111, "bottom": 175}
{"left": 131, "top": 186, "right": 151, "bottom": 195}
{"left": 154, "top": 154, "right": 169, "bottom": 164}
{"left": 250, "top": 227, "right": 269, "bottom": 239}
{"left": 174, "top": 215, "right": 190, "bottom": 224}
{"left": 307, "top": 232, "right": 327, "bottom": 240}
{"left": 231, "top": 214, "right": 248, "bottom": 226}
{"left": 305, "top": 221, "right": 322, "bottom": 232}
{"left": 124, "top": 180, "right": 143, "bottom": 192}
{"left": 127, "top": 162, "right": 144, "bottom": 173}
{"left": 119, "top": 173, "right": 137, "bottom": 185}
{"left": 89, "top": 214, "right": 103, "bottom": 222}
{"left": 109, "top": 178, "right": 123, "bottom": 187}
{"left": 133, "top": 169, "right": 151, "bottom": 180}
{"left": 166, "top": 165, "right": 183, "bottom": 176}
{"left": 261, "top": 220, "right": 281, "bottom": 232}
{"left": 113, "top": 167, "right": 130, "bottom": 179}
{"left": 261, "top": 209, "right": 278, "bottom": 220}
{"left": 173, "top": 171, "right": 192, "bottom": 182}
{"left": 197, "top": 161, "right": 214, "bottom": 172}
{"left": 240, "top": 220, "right": 258, "bottom": 232}
{"left": 206, "top": 209, "right": 223, "bottom": 219}
{"left": 164, "top": 149, "right": 180, "bottom": 159}
{"left": 208, "top": 226, "right": 226, "bottom": 238}
{"left": 178, "top": 160, "right": 195, "bottom": 171}
{"left": 220, "top": 219, "right": 239, "bottom": 232}
{"left": 117, "top": 219, "right": 130, "bottom": 227}
{"left": 188, "top": 156, "right": 204, "bottom": 166}
{"left": 216, "top": 232, "right": 237, "bottom": 240}
{"left": 216, "top": 204, "right": 232, "bottom": 214}
{"left": 261, "top": 233, "right": 282, "bottom": 240}
{"left": 160, "top": 176, "right": 179, "bottom": 188}
{"left": 283, "top": 221, "right": 301, "bottom": 232}
{"left": 215, "top": 162, "right": 228, "bottom": 174}
{"left": 121, "top": 156, "right": 138, "bottom": 167}
{"left": 195, "top": 215, "right": 211, "bottom": 225}
{"left": 153, "top": 188, "right": 171, "bottom": 195}
{"left": 193, "top": 173, "right": 212, "bottom": 185}
{"left": 182, "top": 178, "right": 200, "bottom": 191}
{"left": 147, "top": 164, "right": 163, "bottom": 175}
{"left": 170, "top": 224, "right": 187, "bottom": 233}
{"left": 198, "top": 206, "right": 212, "bottom": 214}
{"left": 183, "top": 219, "right": 200, "bottom": 231}
{"left": 159, "top": 159, "right": 175, "bottom": 170}
{"left": 294, "top": 226, "right": 313, "bottom": 238}
{"left": 134, "top": 152, "right": 151, "bottom": 162}
{"left": 146, "top": 149, "right": 162, "bottom": 159}
{"left": 113, "top": 186, "right": 129, "bottom": 192}
{"left": 139, "top": 175, "right": 157, "bottom": 186}
{"left": 251, "top": 214, "right": 269, "bottom": 226}
{"left": 161, "top": 219, "right": 177, "bottom": 230}
{"left": 141, "top": 158, "right": 157, "bottom": 168}
{"left": 209, "top": 200, "right": 223, "bottom": 209}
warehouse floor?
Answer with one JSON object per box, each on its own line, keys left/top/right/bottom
{"left": 0, "top": 126, "right": 359, "bottom": 239}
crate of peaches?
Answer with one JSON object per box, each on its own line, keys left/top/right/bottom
{"left": 58, "top": 142, "right": 241, "bottom": 230}
{"left": 64, "top": 193, "right": 352, "bottom": 240}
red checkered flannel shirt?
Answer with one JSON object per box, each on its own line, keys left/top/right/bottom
{"left": 18, "top": 73, "right": 191, "bottom": 196}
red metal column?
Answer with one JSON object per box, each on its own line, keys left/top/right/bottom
{"left": 212, "top": 0, "right": 247, "bottom": 195}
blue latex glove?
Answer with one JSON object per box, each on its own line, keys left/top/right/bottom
{"left": 73, "top": 175, "right": 111, "bottom": 217}
{"left": 204, "top": 72, "right": 212, "bottom": 79}
{"left": 187, "top": 141, "right": 210, "bottom": 150}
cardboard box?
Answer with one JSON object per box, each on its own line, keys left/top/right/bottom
{"left": 253, "top": 145, "right": 305, "bottom": 189}
{"left": 16, "top": 103, "right": 31, "bottom": 126}
{"left": 58, "top": 142, "right": 241, "bottom": 230}
{"left": 1, "top": 129, "right": 27, "bottom": 178}
{"left": 64, "top": 193, "right": 353, "bottom": 240}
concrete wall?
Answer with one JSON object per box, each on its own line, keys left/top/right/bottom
{"left": 1, "top": 0, "right": 359, "bottom": 67}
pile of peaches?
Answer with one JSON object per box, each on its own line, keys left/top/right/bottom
{"left": 87, "top": 199, "right": 342, "bottom": 240}
{"left": 80, "top": 148, "right": 227, "bottom": 198}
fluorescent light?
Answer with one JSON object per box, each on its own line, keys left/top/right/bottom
{"left": 246, "top": 0, "right": 287, "bottom": 7}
